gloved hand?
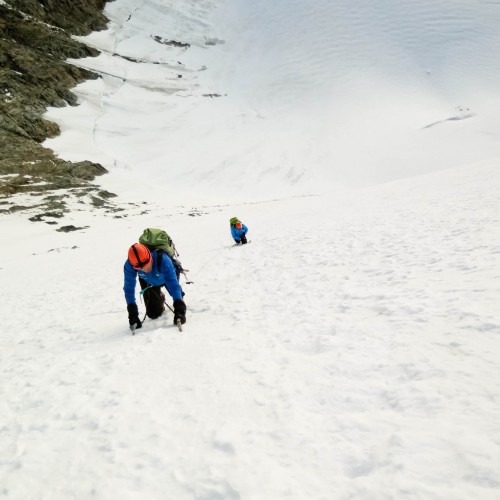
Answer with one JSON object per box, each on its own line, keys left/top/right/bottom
{"left": 127, "top": 303, "right": 142, "bottom": 329}
{"left": 173, "top": 299, "right": 187, "bottom": 325}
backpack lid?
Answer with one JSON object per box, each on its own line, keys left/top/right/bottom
{"left": 139, "top": 228, "right": 175, "bottom": 257}
{"left": 229, "top": 217, "right": 239, "bottom": 225}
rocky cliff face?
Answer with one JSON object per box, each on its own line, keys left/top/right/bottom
{"left": 0, "top": 0, "right": 119, "bottom": 220}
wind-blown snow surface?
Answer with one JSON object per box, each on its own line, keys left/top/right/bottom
{"left": 43, "top": 0, "right": 500, "bottom": 197}
{"left": 2, "top": 0, "right": 500, "bottom": 499}
{"left": 2, "top": 163, "right": 500, "bottom": 499}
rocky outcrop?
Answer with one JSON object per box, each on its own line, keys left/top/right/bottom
{"left": 0, "top": 0, "right": 119, "bottom": 217}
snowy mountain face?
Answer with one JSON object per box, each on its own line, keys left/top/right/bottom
{"left": 42, "top": 0, "right": 500, "bottom": 199}
{"left": 2, "top": 1, "right": 500, "bottom": 499}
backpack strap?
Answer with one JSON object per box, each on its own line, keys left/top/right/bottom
{"left": 155, "top": 249, "right": 164, "bottom": 273}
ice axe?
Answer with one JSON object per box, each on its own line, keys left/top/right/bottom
{"left": 129, "top": 313, "right": 146, "bottom": 335}
{"left": 181, "top": 269, "right": 194, "bottom": 284}
{"left": 163, "top": 300, "right": 184, "bottom": 332}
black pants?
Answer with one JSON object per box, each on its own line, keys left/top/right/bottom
{"left": 139, "top": 278, "right": 165, "bottom": 319}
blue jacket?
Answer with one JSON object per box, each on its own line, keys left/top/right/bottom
{"left": 123, "top": 250, "right": 183, "bottom": 305}
{"left": 230, "top": 223, "right": 248, "bottom": 241}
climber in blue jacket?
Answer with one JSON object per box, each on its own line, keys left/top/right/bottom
{"left": 229, "top": 217, "right": 248, "bottom": 244}
{"left": 124, "top": 243, "right": 186, "bottom": 329}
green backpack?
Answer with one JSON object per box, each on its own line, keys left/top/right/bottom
{"left": 139, "top": 228, "right": 176, "bottom": 258}
{"left": 229, "top": 217, "right": 239, "bottom": 226}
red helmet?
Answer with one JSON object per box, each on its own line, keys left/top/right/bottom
{"left": 128, "top": 243, "right": 152, "bottom": 269}
{"left": 235, "top": 222, "right": 242, "bottom": 229}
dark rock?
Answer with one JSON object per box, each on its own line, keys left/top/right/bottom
{"left": 0, "top": 1, "right": 118, "bottom": 218}
{"left": 152, "top": 36, "right": 190, "bottom": 48}
{"left": 57, "top": 225, "right": 89, "bottom": 232}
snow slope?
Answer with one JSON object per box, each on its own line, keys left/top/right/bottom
{"left": 43, "top": 0, "right": 500, "bottom": 197}
{"left": 2, "top": 161, "right": 499, "bottom": 499}
{"left": 2, "top": 0, "right": 500, "bottom": 499}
